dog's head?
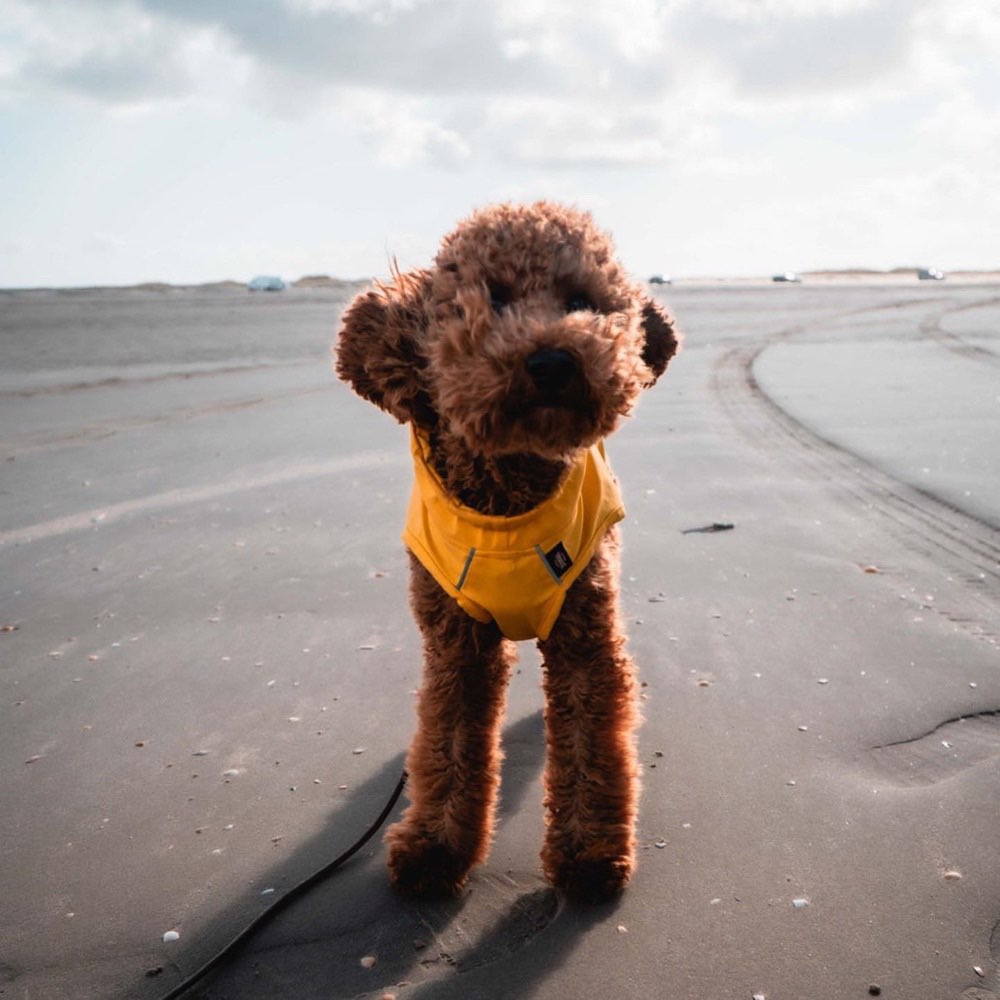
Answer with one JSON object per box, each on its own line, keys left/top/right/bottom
{"left": 336, "top": 201, "right": 678, "bottom": 459}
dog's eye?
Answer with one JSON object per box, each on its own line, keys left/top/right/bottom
{"left": 489, "top": 284, "right": 512, "bottom": 314}
{"left": 565, "top": 293, "right": 594, "bottom": 314}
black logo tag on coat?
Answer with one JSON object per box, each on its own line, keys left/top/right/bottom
{"left": 545, "top": 542, "right": 573, "bottom": 579}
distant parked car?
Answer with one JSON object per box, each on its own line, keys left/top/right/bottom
{"left": 772, "top": 272, "right": 801, "bottom": 283}
{"left": 648, "top": 274, "right": 671, "bottom": 285}
{"left": 917, "top": 267, "right": 945, "bottom": 281}
{"left": 248, "top": 275, "right": 286, "bottom": 292}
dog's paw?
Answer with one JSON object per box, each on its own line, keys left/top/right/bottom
{"left": 386, "top": 825, "right": 473, "bottom": 898}
{"left": 544, "top": 850, "right": 634, "bottom": 903}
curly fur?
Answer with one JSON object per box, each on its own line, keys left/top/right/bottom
{"left": 335, "top": 201, "right": 678, "bottom": 900}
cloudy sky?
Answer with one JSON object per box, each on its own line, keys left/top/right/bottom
{"left": 1, "top": 0, "right": 998, "bottom": 287}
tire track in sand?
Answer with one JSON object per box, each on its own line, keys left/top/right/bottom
{"left": 918, "top": 295, "right": 1000, "bottom": 368}
{"left": 712, "top": 296, "right": 1000, "bottom": 997}
{"left": 0, "top": 450, "right": 401, "bottom": 548}
{"left": 710, "top": 295, "right": 1000, "bottom": 643}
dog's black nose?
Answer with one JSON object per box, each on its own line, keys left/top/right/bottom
{"left": 526, "top": 348, "right": 576, "bottom": 394}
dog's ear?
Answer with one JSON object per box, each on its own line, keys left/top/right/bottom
{"left": 639, "top": 297, "right": 680, "bottom": 386}
{"left": 335, "top": 268, "right": 436, "bottom": 427}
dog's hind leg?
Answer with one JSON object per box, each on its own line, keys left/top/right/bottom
{"left": 537, "top": 530, "right": 640, "bottom": 902}
{"left": 385, "top": 555, "right": 515, "bottom": 896}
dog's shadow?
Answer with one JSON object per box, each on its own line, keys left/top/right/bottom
{"left": 146, "top": 710, "right": 618, "bottom": 1000}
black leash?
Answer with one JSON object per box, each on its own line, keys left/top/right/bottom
{"left": 156, "top": 770, "right": 408, "bottom": 1000}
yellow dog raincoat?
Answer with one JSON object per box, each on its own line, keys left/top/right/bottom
{"left": 403, "top": 427, "right": 625, "bottom": 641}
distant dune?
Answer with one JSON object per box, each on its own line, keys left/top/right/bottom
{"left": 5, "top": 269, "right": 999, "bottom": 294}
{"left": 800, "top": 268, "right": 1000, "bottom": 284}
{"left": 291, "top": 274, "right": 366, "bottom": 289}
{"left": 675, "top": 268, "right": 1000, "bottom": 286}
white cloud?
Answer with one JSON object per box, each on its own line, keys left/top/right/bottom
{"left": 916, "top": 91, "right": 1000, "bottom": 164}
{"left": 4, "top": 0, "right": 976, "bottom": 170}
{"left": 495, "top": 0, "right": 669, "bottom": 64}
{"left": 2, "top": 0, "right": 999, "bottom": 284}
{"left": 0, "top": 0, "right": 250, "bottom": 111}
{"left": 283, "top": 0, "right": 428, "bottom": 14}
{"left": 671, "top": 0, "right": 921, "bottom": 100}
{"left": 340, "top": 90, "right": 472, "bottom": 168}
{"left": 713, "top": 163, "right": 1000, "bottom": 272}
{"left": 483, "top": 95, "right": 718, "bottom": 168}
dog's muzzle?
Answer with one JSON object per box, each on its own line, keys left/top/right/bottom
{"left": 526, "top": 348, "right": 576, "bottom": 396}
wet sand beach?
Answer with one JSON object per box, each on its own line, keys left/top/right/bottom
{"left": 2, "top": 280, "right": 999, "bottom": 999}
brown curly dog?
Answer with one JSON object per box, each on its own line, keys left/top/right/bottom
{"left": 335, "top": 201, "right": 678, "bottom": 901}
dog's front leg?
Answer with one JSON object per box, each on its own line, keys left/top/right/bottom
{"left": 537, "top": 530, "right": 640, "bottom": 901}
{"left": 385, "top": 555, "right": 515, "bottom": 896}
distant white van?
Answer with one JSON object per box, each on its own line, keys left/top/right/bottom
{"left": 248, "top": 275, "right": 286, "bottom": 291}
